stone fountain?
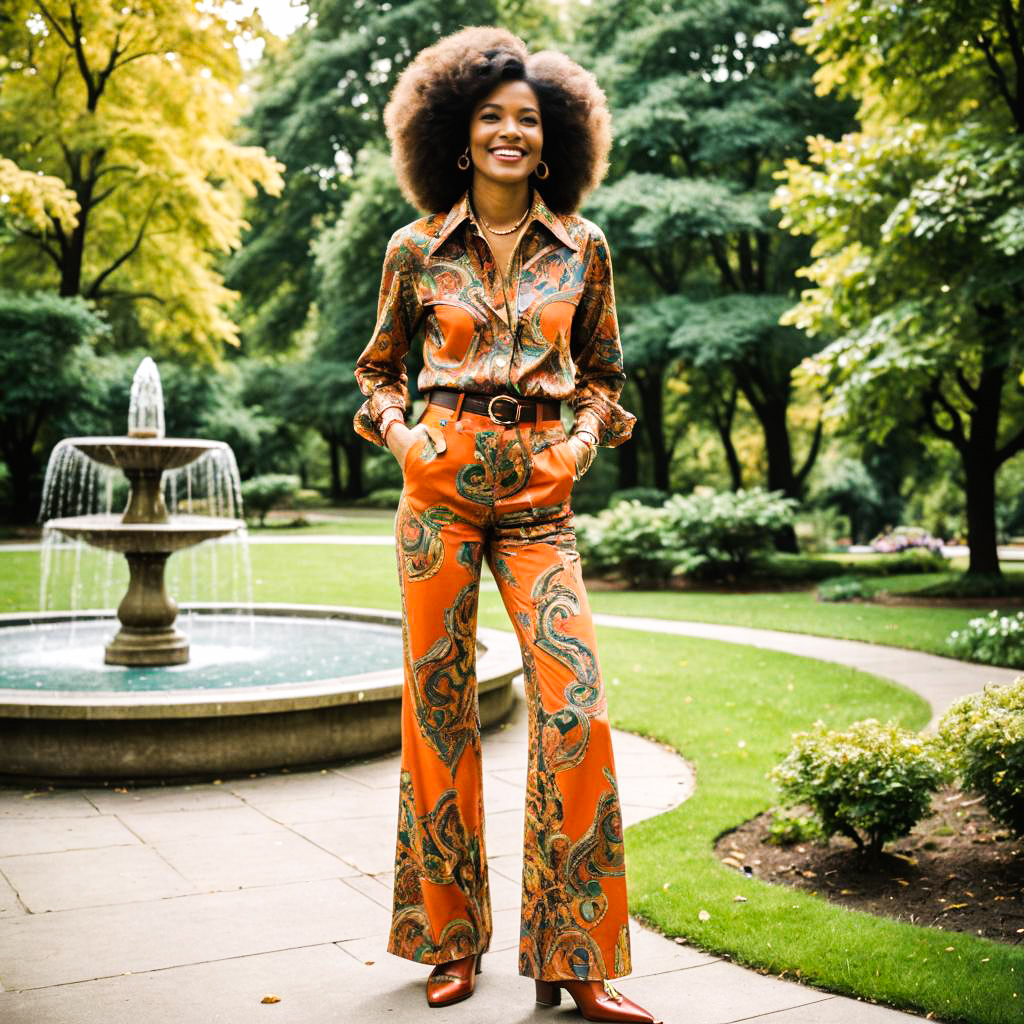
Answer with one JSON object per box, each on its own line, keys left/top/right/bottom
{"left": 42, "top": 358, "right": 243, "bottom": 666}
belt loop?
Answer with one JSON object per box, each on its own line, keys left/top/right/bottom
{"left": 454, "top": 392, "right": 466, "bottom": 421}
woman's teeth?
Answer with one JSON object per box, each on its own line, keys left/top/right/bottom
{"left": 492, "top": 149, "right": 524, "bottom": 160}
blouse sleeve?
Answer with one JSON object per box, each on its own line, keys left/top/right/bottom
{"left": 352, "top": 228, "right": 422, "bottom": 448}
{"left": 569, "top": 224, "right": 637, "bottom": 447}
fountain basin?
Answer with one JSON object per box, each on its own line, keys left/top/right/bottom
{"left": 62, "top": 436, "right": 228, "bottom": 471}
{"left": 0, "top": 604, "right": 522, "bottom": 783}
{"left": 47, "top": 514, "right": 243, "bottom": 553}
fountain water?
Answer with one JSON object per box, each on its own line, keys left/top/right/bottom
{"left": 40, "top": 358, "right": 244, "bottom": 665}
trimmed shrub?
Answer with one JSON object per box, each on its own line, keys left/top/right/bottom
{"left": 664, "top": 488, "right": 798, "bottom": 580}
{"left": 769, "top": 719, "right": 949, "bottom": 856}
{"left": 240, "top": 474, "right": 299, "bottom": 527}
{"left": 575, "top": 501, "right": 677, "bottom": 586}
{"left": 938, "top": 679, "right": 1024, "bottom": 837}
{"left": 947, "top": 610, "right": 1024, "bottom": 668}
{"left": 817, "top": 575, "right": 869, "bottom": 602}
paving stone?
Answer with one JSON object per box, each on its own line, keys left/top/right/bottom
{"left": 339, "top": 872, "right": 393, "bottom": 911}
{"left": 1, "top": 845, "right": 198, "bottom": 912}
{"left": 746, "top": 995, "right": 921, "bottom": 1022}
{"left": 151, "top": 830, "right": 360, "bottom": 889}
{"left": 115, "top": 804, "right": 288, "bottom": 843}
{"left": 330, "top": 756, "right": 404, "bottom": 789}
{"left": 611, "top": 960, "right": 834, "bottom": 1024}
{"left": 81, "top": 783, "right": 242, "bottom": 815}
{"left": 239, "top": 786, "right": 401, "bottom": 824}
{"left": 0, "top": 870, "right": 25, "bottom": 918}
{"left": 0, "top": 943, "right": 360, "bottom": 1024}
{"left": 0, "top": 878, "right": 389, "bottom": 989}
{"left": 290, "top": 814, "right": 399, "bottom": 874}
{"left": 0, "top": 814, "right": 140, "bottom": 857}
{"left": 0, "top": 789, "right": 100, "bottom": 818}
{"left": 482, "top": 773, "right": 526, "bottom": 815}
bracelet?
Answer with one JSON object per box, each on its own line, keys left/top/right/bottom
{"left": 380, "top": 411, "right": 405, "bottom": 447}
{"left": 571, "top": 437, "right": 597, "bottom": 480}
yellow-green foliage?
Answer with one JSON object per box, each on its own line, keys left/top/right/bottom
{"left": 0, "top": 1, "right": 284, "bottom": 355}
{"left": 770, "top": 718, "right": 948, "bottom": 855}
{"left": 939, "top": 678, "right": 1024, "bottom": 837}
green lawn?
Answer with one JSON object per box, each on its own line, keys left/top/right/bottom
{"left": 2, "top": 540, "right": 1022, "bottom": 1019}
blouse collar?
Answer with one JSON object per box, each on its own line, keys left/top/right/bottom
{"left": 428, "top": 189, "right": 578, "bottom": 255}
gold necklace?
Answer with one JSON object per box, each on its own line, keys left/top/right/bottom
{"left": 480, "top": 205, "right": 530, "bottom": 236}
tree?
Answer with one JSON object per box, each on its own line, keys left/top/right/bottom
{"left": 776, "top": 0, "right": 1024, "bottom": 576}
{"left": 579, "top": 0, "right": 854, "bottom": 528}
{"left": 0, "top": 0, "right": 283, "bottom": 355}
{"left": 0, "top": 291, "right": 107, "bottom": 522}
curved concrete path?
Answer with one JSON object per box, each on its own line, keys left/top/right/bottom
{"left": 0, "top": 612, "right": 1013, "bottom": 1023}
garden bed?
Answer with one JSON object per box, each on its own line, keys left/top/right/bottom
{"left": 716, "top": 786, "right": 1024, "bottom": 946}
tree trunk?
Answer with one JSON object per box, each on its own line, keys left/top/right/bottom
{"left": 341, "top": 436, "right": 365, "bottom": 500}
{"left": 617, "top": 436, "right": 639, "bottom": 490}
{"left": 963, "top": 452, "right": 1000, "bottom": 574}
{"left": 326, "top": 434, "right": 343, "bottom": 502}
{"left": 635, "top": 368, "right": 670, "bottom": 491}
{"left": 2, "top": 444, "right": 42, "bottom": 524}
{"left": 962, "top": 354, "right": 1005, "bottom": 576}
{"left": 742, "top": 391, "right": 800, "bottom": 553}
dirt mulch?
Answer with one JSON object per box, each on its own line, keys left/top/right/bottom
{"left": 715, "top": 787, "right": 1024, "bottom": 946}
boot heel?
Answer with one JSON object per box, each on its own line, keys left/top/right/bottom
{"left": 535, "top": 979, "right": 561, "bottom": 1006}
{"left": 476, "top": 953, "right": 483, "bottom": 975}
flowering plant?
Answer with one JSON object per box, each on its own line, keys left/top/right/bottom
{"left": 947, "top": 609, "right": 1024, "bottom": 668}
{"left": 870, "top": 525, "right": 944, "bottom": 554}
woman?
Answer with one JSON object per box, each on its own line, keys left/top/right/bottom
{"left": 353, "top": 26, "right": 661, "bottom": 1024}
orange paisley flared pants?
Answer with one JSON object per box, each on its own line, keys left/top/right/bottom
{"left": 387, "top": 400, "right": 632, "bottom": 982}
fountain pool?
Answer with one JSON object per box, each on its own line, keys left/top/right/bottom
{"left": 0, "top": 604, "right": 521, "bottom": 783}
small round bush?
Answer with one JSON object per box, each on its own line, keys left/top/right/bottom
{"left": 938, "top": 678, "right": 1024, "bottom": 837}
{"left": 664, "top": 488, "right": 798, "bottom": 580}
{"left": 574, "top": 501, "right": 676, "bottom": 586}
{"left": 770, "top": 719, "right": 948, "bottom": 856}
{"left": 240, "top": 474, "right": 299, "bottom": 527}
{"left": 947, "top": 610, "right": 1024, "bottom": 668}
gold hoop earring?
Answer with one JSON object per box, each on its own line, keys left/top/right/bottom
{"left": 534, "top": 160, "right": 549, "bottom": 180}
{"left": 457, "top": 148, "right": 471, "bottom": 171}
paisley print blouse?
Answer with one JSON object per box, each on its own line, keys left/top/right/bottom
{"left": 353, "top": 189, "right": 636, "bottom": 448}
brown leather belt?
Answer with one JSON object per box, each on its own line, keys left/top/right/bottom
{"left": 426, "top": 388, "right": 561, "bottom": 426}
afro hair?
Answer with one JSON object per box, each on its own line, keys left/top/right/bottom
{"left": 384, "top": 26, "right": 612, "bottom": 215}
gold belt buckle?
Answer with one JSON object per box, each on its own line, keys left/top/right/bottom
{"left": 487, "top": 395, "right": 521, "bottom": 425}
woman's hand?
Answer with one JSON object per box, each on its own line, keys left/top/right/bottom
{"left": 566, "top": 434, "right": 596, "bottom": 478}
{"left": 386, "top": 422, "right": 427, "bottom": 469}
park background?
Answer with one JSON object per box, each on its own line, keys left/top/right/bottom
{"left": 2, "top": 2, "right": 1024, "bottom": 1023}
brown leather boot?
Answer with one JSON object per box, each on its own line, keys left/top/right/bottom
{"left": 425, "top": 952, "right": 483, "bottom": 1007}
{"left": 535, "top": 977, "right": 663, "bottom": 1023}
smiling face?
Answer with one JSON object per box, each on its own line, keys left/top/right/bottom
{"left": 468, "top": 79, "right": 543, "bottom": 188}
